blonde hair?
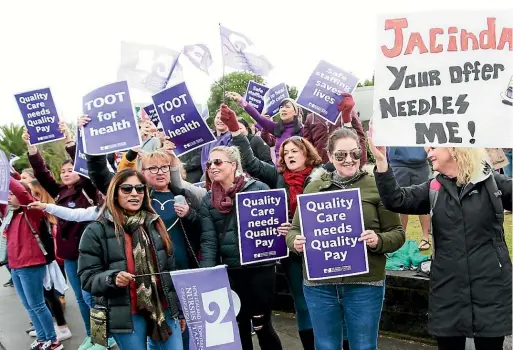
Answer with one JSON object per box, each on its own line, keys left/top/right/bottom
{"left": 206, "top": 146, "right": 244, "bottom": 187}
{"left": 29, "top": 180, "right": 57, "bottom": 225}
{"left": 451, "top": 147, "right": 487, "bottom": 186}
{"left": 140, "top": 150, "right": 172, "bottom": 167}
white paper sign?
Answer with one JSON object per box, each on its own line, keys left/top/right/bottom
{"left": 372, "top": 10, "right": 513, "bottom": 147}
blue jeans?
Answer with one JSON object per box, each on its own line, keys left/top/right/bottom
{"left": 64, "top": 259, "right": 91, "bottom": 336}
{"left": 504, "top": 150, "right": 512, "bottom": 178}
{"left": 11, "top": 265, "right": 57, "bottom": 342}
{"left": 116, "top": 311, "right": 183, "bottom": 350}
{"left": 281, "top": 257, "right": 312, "bottom": 331}
{"left": 303, "top": 283, "right": 385, "bottom": 350}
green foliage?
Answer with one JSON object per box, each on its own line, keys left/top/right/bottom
{"left": 206, "top": 71, "right": 299, "bottom": 128}
{"left": 357, "top": 75, "right": 375, "bottom": 88}
{"left": 361, "top": 120, "right": 375, "bottom": 164}
{"left": 0, "top": 123, "right": 70, "bottom": 180}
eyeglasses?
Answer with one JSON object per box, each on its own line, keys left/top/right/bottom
{"left": 142, "top": 165, "right": 171, "bottom": 174}
{"left": 119, "top": 184, "right": 146, "bottom": 194}
{"left": 333, "top": 149, "right": 362, "bottom": 161}
{"left": 206, "top": 159, "right": 234, "bottom": 168}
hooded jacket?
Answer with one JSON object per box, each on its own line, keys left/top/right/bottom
{"left": 374, "top": 163, "right": 512, "bottom": 337}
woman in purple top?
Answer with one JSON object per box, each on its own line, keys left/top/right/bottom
{"left": 226, "top": 92, "right": 303, "bottom": 163}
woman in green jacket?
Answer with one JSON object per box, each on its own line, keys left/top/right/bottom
{"left": 286, "top": 128, "right": 405, "bottom": 350}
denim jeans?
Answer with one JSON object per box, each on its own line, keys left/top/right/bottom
{"left": 303, "top": 283, "right": 385, "bottom": 350}
{"left": 11, "top": 265, "right": 57, "bottom": 342}
{"left": 281, "top": 257, "right": 312, "bottom": 331}
{"left": 116, "top": 311, "right": 183, "bottom": 350}
{"left": 64, "top": 259, "right": 91, "bottom": 336}
{"left": 504, "top": 150, "right": 512, "bottom": 178}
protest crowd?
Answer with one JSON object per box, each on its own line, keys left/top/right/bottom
{"left": 1, "top": 11, "right": 513, "bottom": 350}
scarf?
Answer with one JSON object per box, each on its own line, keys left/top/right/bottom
{"left": 332, "top": 169, "right": 366, "bottom": 188}
{"left": 283, "top": 166, "right": 313, "bottom": 216}
{"left": 211, "top": 175, "right": 246, "bottom": 214}
{"left": 123, "top": 211, "right": 171, "bottom": 342}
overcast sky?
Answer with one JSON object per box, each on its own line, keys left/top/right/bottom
{"left": 0, "top": 0, "right": 509, "bottom": 126}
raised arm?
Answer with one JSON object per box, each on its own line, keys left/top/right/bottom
{"left": 86, "top": 154, "right": 114, "bottom": 195}
{"left": 9, "top": 177, "right": 35, "bottom": 206}
{"left": 232, "top": 134, "right": 278, "bottom": 188}
{"left": 225, "top": 91, "right": 278, "bottom": 134}
{"left": 43, "top": 204, "right": 99, "bottom": 222}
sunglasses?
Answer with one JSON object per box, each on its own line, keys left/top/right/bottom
{"left": 142, "top": 165, "right": 171, "bottom": 174}
{"left": 206, "top": 159, "right": 234, "bottom": 168}
{"left": 333, "top": 149, "right": 362, "bottom": 161}
{"left": 119, "top": 184, "right": 146, "bottom": 194}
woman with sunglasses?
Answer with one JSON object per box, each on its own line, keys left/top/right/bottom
{"left": 286, "top": 128, "right": 405, "bottom": 350}
{"left": 218, "top": 104, "right": 322, "bottom": 349}
{"left": 199, "top": 143, "right": 282, "bottom": 350}
{"left": 225, "top": 91, "right": 303, "bottom": 163}
{"left": 78, "top": 169, "right": 184, "bottom": 350}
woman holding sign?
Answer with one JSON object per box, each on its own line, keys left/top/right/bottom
{"left": 78, "top": 169, "right": 184, "bottom": 350}
{"left": 220, "top": 104, "right": 322, "bottom": 349}
{"left": 286, "top": 128, "right": 405, "bottom": 350}
{"left": 369, "top": 131, "right": 512, "bottom": 350}
{"left": 226, "top": 91, "right": 303, "bottom": 163}
{"left": 199, "top": 143, "right": 283, "bottom": 350}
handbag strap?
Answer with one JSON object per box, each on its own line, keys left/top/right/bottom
{"left": 23, "top": 211, "right": 48, "bottom": 256}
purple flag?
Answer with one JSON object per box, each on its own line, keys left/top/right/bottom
{"left": 0, "top": 151, "right": 9, "bottom": 205}
{"left": 82, "top": 81, "right": 142, "bottom": 155}
{"left": 143, "top": 104, "right": 163, "bottom": 132}
{"left": 73, "top": 128, "right": 89, "bottom": 178}
{"left": 183, "top": 44, "right": 213, "bottom": 75}
{"left": 14, "top": 88, "right": 64, "bottom": 145}
{"left": 263, "top": 83, "right": 289, "bottom": 116}
{"left": 170, "top": 266, "right": 242, "bottom": 350}
{"left": 297, "top": 60, "right": 360, "bottom": 125}
{"left": 236, "top": 189, "right": 289, "bottom": 264}
{"left": 152, "top": 82, "right": 216, "bottom": 156}
{"left": 298, "top": 188, "right": 369, "bottom": 280}
{"left": 245, "top": 81, "right": 269, "bottom": 114}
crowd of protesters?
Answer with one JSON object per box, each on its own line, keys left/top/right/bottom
{"left": 1, "top": 92, "right": 511, "bottom": 350}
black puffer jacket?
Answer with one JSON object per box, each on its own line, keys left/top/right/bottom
{"left": 247, "top": 134, "right": 273, "bottom": 165}
{"left": 374, "top": 164, "right": 512, "bottom": 338}
{"left": 78, "top": 212, "right": 180, "bottom": 333}
{"left": 199, "top": 179, "right": 272, "bottom": 268}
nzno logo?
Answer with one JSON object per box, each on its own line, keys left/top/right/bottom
{"left": 202, "top": 287, "right": 234, "bottom": 346}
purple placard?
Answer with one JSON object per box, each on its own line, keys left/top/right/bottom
{"left": 297, "top": 60, "right": 360, "bottom": 125}
{"left": 152, "top": 82, "right": 216, "bottom": 156}
{"left": 263, "top": 83, "right": 289, "bottom": 116}
{"left": 143, "top": 104, "right": 163, "bottom": 132}
{"left": 236, "top": 189, "right": 289, "bottom": 265}
{"left": 73, "top": 128, "right": 89, "bottom": 178}
{"left": 82, "top": 81, "right": 142, "bottom": 155}
{"left": 170, "top": 266, "right": 242, "bottom": 350}
{"left": 298, "top": 188, "right": 368, "bottom": 280}
{"left": 14, "top": 88, "right": 64, "bottom": 145}
{"left": 0, "top": 151, "right": 9, "bottom": 204}
{"left": 245, "top": 81, "right": 269, "bottom": 114}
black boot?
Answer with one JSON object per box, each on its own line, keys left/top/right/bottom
{"left": 298, "top": 329, "right": 315, "bottom": 350}
{"left": 343, "top": 339, "right": 350, "bottom": 350}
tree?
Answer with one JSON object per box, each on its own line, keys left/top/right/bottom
{"left": 357, "top": 75, "right": 375, "bottom": 88}
{"left": 206, "top": 72, "right": 301, "bottom": 128}
{"left": 0, "top": 123, "right": 70, "bottom": 179}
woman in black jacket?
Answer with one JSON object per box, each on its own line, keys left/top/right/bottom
{"left": 199, "top": 144, "right": 282, "bottom": 350}
{"left": 369, "top": 132, "right": 512, "bottom": 350}
{"left": 78, "top": 169, "right": 184, "bottom": 350}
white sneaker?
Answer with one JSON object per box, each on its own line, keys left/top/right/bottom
{"left": 54, "top": 326, "right": 72, "bottom": 341}
{"left": 28, "top": 330, "right": 37, "bottom": 337}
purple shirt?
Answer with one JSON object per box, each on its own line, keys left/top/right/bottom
{"left": 240, "top": 100, "right": 302, "bottom": 163}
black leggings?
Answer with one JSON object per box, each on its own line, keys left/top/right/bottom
{"left": 437, "top": 336, "right": 504, "bottom": 350}
{"left": 44, "top": 287, "right": 66, "bottom": 326}
{"left": 228, "top": 266, "right": 282, "bottom": 350}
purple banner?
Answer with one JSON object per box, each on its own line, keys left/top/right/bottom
{"left": 82, "top": 81, "right": 141, "bottom": 155}
{"left": 170, "top": 266, "right": 242, "bottom": 350}
{"left": 0, "top": 151, "right": 9, "bottom": 204}
{"left": 297, "top": 60, "right": 360, "bottom": 124}
{"left": 236, "top": 189, "right": 289, "bottom": 264}
{"left": 263, "top": 83, "right": 289, "bottom": 116}
{"left": 245, "top": 81, "right": 269, "bottom": 114}
{"left": 15, "top": 88, "right": 64, "bottom": 145}
{"left": 73, "top": 128, "right": 89, "bottom": 178}
{"left": 298, "top": 188, "right": 368, "bottom": 280}
{"left": 143, "top": 104, "right": 163, "bottom": 132}
{"left": 152, "top": 82, "right": 216, "bottom": 156}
